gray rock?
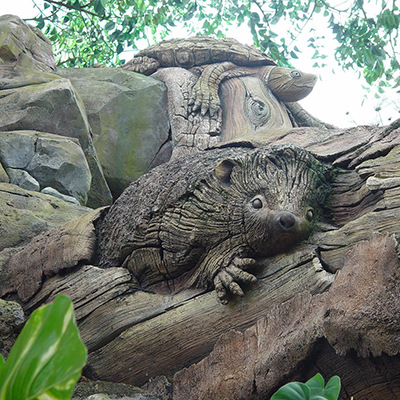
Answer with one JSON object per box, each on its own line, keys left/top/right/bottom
{"left": 56, "top": 68, "right": 170, "bottom": 199}
{"left": 0, "top": 66, "right": 112, "bottom": 208}
{"left": 0, "top": 15, "right": 56, "bottom": 72}
{"left": 0, "top": 299, "right": 24, "bottom": 358}
{"left": 27, "top": 133, "right": 90, "bottom": 205}
{"left": 0, "top": 182, "right": 91, "bottom": 251}
{"left": 6, "top": 168, "right": 40, "bottom": 191}
{"left": 41, "top": 187, "right": 80, "bottom": 205}
{"left": 0, "top": 130, "right": 36, "bottom": 168}
{"left": 0, "top": 130, "right": 91, "bottom": 204}
{"left": 0, "top": 162, "right": 9, "bottom": 183}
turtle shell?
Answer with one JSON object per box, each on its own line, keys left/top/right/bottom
{"left": 137, "top": 36, "right": 277, "bottom": 68}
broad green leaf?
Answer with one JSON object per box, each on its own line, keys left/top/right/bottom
{"left": 322, "top": 376, "right": 341, "bottom": 400}
{"left": 0, "top": 357, "right": 4, "bottom": 372}
{"left": 271, "top": 374, "right": 341, "bottom": 400}
{"left": 306, "top": 373, "right": 325, "bottom": 397}
{"left": 0, "top": 294, "right": 87, "bottom": 400}
{"left": 271, "top": 382, "right": 309, "bottom": 400}
{"left": 308, "top": 374, "right": 341, "bottom": 400}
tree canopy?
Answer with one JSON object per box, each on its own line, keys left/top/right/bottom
{"left": 30, "top": 0, "right": 399, "bottom": 93}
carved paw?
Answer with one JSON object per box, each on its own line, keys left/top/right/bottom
{"left": 189, "top": 80, "right": 221, "bottom": 117}
{"left": 213, "top": 257, "right": 257, "bottom": 304}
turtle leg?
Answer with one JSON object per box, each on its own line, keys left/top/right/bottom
{"left": 120, "top": 56, "right": 160, "bottom": 76}
{"left": 189, "top": 61, "right": 236, "bottom": 116}
{"left": 189, "top": 62, "right": 258, "bottom": 117}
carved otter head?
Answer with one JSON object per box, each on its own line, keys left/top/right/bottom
{"left": 214, "top": 144, "right": 329, "bottom": 256}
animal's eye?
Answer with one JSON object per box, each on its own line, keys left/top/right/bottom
{"left": 305, "top": 208, "right": 314, "bottom": 221}
{"left": 251, "top": 198, "right": 263, "bottom": 209}
{"left": 291, "top": 70, "right": 301, "bottom": 78}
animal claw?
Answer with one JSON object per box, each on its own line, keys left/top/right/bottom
{"left": 213, "top": 257, "right": 257, "bottom": 304}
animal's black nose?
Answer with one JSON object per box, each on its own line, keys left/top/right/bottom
{"left": 278, "top": 211, "right": 296, "bottom": 230}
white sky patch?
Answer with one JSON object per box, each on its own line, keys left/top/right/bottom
{"left": 1, "top": 0, "right": 399, "bottom": 127}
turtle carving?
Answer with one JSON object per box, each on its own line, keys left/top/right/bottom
{"left": 122, "top": 36, "right": 318, "bottom": 120}
{"left": 123, "top": 36, "right": 276, "bottom": 72}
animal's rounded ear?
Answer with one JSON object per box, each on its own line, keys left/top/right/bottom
{"left": 215, "top": 159, "right": 238, "bottom": 186}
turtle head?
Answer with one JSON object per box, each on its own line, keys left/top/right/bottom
{"left": 262, "top": 66, "right": 317, "bottom": 102}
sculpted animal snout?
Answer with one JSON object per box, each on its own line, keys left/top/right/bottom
{"left": 277, "top": 211, "right": 297, "bottom": 231}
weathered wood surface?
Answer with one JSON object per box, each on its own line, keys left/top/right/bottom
{"left": 96, "top": 144, "right": 329, "bottom": 302}
{"left": 1, "top": 60, "right": 400, "bottom": 398}
{"left": 152, "top": 66, "right": 329, "bottom": 155}
{"left": 172, "top": 233, "right": 400, "bottom": 400}
{"left": 152, "top": 68, "right": 222, "bottom": 150}
{"left": 1, "top": 118, "right": 400, "bottom": 398}
{"left": 83, "top": 117, "right": 400, "bottom": 394}
{"left": 0, "top": 208, "right": 106, "bottom": 302}
{"left": 220, "top": 76, "right": 293, "bottom": 141}
{"left": 84, "top": 246, "right": 333, "bottom": 384}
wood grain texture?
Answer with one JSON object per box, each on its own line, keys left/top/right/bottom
{"left": 2, "top": 60, "right": 400, "bottom": 399}
{"left": 171, "top": 233, "right": 400, "bottom": 400}
{"left": 97, "top": 145, "right": 330, "bottom": 296}
{"left": 86, "top": 245, "right": 334, "bottom": 385}
{"left": 1, "top": 207, "right": 107, "bottom": 302}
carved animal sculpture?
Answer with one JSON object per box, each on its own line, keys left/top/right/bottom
{"left": 98, "top": 144, "right": 330, "bottom": 303}
{"left": 123, "top": 36, "right": 276, "bottom": 73}
{"left": 122, "top": 36, "right": 317, "bottom": 118}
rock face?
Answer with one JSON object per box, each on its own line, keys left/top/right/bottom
{"left": 5, "top": 168, "right": 40, "bottom": 191}
{"left": 0, "top": 299, "right": 24, "bottom": 359}
{"left": 0, "top": 130, "right": 91, "bottom": 204}
{"left": 56, "top": 68, "right": 170, "bottom": 199}
{"left": 98, "top": 144, "right": 330, "bottom": 302}
{"left": 0, "top": 14, "right": 55, "bottom": 72}
{"left": 0, "top": 162, "right": 9, "bottom": 183}
{"left": 0, "top": 183, "right": 91, "bottom": 251}
{"left": 0, "top": 65, "right": 112, "bottom": 208}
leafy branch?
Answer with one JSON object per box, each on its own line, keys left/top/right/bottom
{"left": 28, "top": 0, "right": 400, "bottom": 92}
{"left": 42, "top": 0, "right": 104, "bottom": 18}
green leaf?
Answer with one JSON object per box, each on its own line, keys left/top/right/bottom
{"left": 250, "top": 12, "right": 260, "bottom": 23}
{"left": 137, "top": 0, "right": 145, "bottom": 11}
{"left": 306, "top": 373, "right": 325, "bottom": 396}
{"left": 323, "top": 376, "right": 341, "bottom": 400}
{"left": 105, "top": 21, "right": 115, "bottom": 30}
{"left": 271, "top": 382, "right": 309, "bottom": 400}
{"left": 270, "top": 374, "right": 341, "bottom": 400}
{"left": 0, "top": 294, "right": 87, "bottom": 400}
{"left": 93, "top": 0, "right": 105, "bottom": 16}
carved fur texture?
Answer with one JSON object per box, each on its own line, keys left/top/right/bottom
{"left": 97, "top": 144, "right": 330, "bottom": 300}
